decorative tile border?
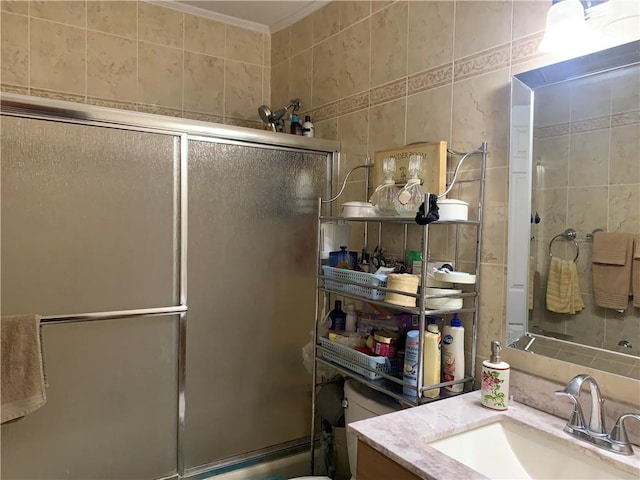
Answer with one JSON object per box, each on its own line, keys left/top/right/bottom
{"left": 454, "top": 43, "right": 510, "bottom": 82}
{"left": 511, "top": 32, "right": 545, "bottom": 65}
{"left": 535, "top": 109, "right": 640, "bottom": 138}
{"left": 369, "top": 78, "right": 406, "bottom": 107}
{"left": 612, "top": 109, "right": 640, "bottom": 128}
{"left": 534, "top": 122, "right": 570, "bottom": 138}
{"left": 339, "top": 90, "right": 369, "bottom": 116}
{"left": 1, "top": 84, "right": 29, "bottom": 95}
{"left": 87, "top": 97, "right": 138, "bottom": 112}
{"left": 223, "top": 117, "right": 262, "bottom": 129}
{"left": 137, "top": 103, "right": 183, "bottom": 118}
{"left": 183, "top": 110, "right": 224, "bottom": 124}
{"left": 312, "top": 100, "right": 338, "bottom": 122}
{"left": 29, "top": 88, "right": 86, "bottom": 104}
{"left": 408, "top": 63, "right": 453, "bottom": 95}
{"left": 571, "top": 114, "right": 611, "bottom": 134}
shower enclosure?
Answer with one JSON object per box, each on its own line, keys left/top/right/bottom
{"left": 0, "top": 95, "right": 338, "bottom": 479}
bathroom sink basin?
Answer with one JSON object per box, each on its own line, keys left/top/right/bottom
{"left": 428, "top": 418, "right": 636, "bottom": 479}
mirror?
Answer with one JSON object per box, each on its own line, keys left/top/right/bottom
{"left": 507, "top": 40, "right": 640, "bottom": 378}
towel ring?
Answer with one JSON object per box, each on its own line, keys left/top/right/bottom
{"left": 549, "top": 228, "right": 579, "bottom": 262}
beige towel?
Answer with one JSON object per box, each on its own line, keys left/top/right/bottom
{"left": 591, "top": 232, "right": 629, "bottom": 265}
{"left": 592, "top": 233, "right": 633, "bottom": 310}
{"left": 633, "top": 235, "right": 640, "bottom": 308}
{"left": 546, "top": 257, "right": 584, "bottom": 314}
{"left": 1, "top": 314, "right": 46, "bottom": 424}
{"left": 529, "top": 256, "right": 535, "bottom": 310}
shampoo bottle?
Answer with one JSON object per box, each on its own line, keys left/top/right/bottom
{"left": 302, "top": 115, "right": 315, "bottom": 137}
{"left": 481, "top": 340, "right": 510, "bottom": 410}
{"left": 328, "top": 300, "right": 346, "bottom": 331}
{"left": 422, "top": 319, "right": 441, "bottom": 398}
{"left": 442, "top": 314, "right": 465, "bottom": 393}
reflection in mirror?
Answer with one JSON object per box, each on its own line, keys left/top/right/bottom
{"left": 507, "top": 41, "right": 640, "bottom": 379}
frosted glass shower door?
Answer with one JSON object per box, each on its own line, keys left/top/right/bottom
{"left": 185, "top": 140, "right": 327, "bottom": 470}
{"left": 1, "top": 116, "right": 180, "bottom": 479}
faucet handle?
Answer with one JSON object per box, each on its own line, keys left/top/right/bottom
{"left": 554, "top": 389, "right": 587, "bottom": 431}
{"left": 609, "top": 413, "right": 640, "bottom": 454}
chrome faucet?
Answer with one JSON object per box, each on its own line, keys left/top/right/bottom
{"left": 555, "top": 374, "right": 640, "bottom": 455}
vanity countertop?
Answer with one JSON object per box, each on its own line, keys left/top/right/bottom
{"left": 348, "top": 392, "right": 640, "bottom": 480}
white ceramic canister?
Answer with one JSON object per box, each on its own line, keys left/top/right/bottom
{"left": 385, "top": 274, "right": 420, "bottom": 307}
{"left": 437, "top": 198, "right": 469, "bottom": 221}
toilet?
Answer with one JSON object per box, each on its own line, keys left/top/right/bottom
{"left": 296, "top": 379, "right": 402, "bottom": 480}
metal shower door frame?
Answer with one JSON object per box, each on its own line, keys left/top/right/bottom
{"left": 1, "top": 93, "right": 338, "bottom": 479}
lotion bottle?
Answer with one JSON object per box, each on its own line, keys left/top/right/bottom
{"left": 481, "top": 340, "right": 510, "bottom": 410}
{"left": 442, "top": 314, "right": 465, "bottom": 393}
{"left": 422, "top": 319, "right": 441, "bottom": 398}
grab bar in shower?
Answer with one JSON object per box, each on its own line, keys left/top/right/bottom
{"left": 40, "top": 305, "right": 188, "bottom": 325}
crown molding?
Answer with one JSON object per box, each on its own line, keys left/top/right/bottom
{"left": 145, "top": 0, "right": 270, "bottom": 34}
{"left": 270, "top": 0, "right": 330, "bottom": 33}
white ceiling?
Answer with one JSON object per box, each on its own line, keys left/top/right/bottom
{"left": 168, "top": 0, "right": 329, "bottom": 33}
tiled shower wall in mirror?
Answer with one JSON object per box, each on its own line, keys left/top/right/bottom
{"left": 531, "top": 64, "right": 640, "bottom": 361}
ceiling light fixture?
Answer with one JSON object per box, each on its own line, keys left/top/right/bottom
{"left": 539, "top": 0, "right": 590, "bottom": 53}
{"left": 539, "top": 0, "right": 640, "bottom": 53}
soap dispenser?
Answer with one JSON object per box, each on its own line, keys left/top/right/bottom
{"left": 394, "top": 154, "right": 426, "bottom": 216}
{"left": 481, "top": 340, "right": 510, "bottom": 410}
{"left": 369, "top": 157, "right": 399, "bottom": 216}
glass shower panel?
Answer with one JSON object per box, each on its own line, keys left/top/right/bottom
{"left": 185, "top": 141, "right": 326, "bottom": 469}
{"left": 1, "top": 116, "right": 179, "bottom": 315}
{"left": 0, "top": 315, "right": 178, "bottom": 480}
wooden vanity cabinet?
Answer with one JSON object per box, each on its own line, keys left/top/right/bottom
{"left": 356, "top": 440, "right": 421, "bottom": 480}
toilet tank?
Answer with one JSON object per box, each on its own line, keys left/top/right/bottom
{"left": 343, "top": 380, "right": 401, "bottom": 479}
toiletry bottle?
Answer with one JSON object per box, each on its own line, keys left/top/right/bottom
{"left": 422, "top": 319, "right": 441, "bottom": 398}
{"left": 302, "top": 115, "right": 315, "bottom": 137}
{"left": 403, "top": 330, "right": 420, "bottom": 396}
{"left": 481, "top": 340, "right": 510, "bottom": 410}
{"left": 442, "top": 314, "right": 465, "bottom": 393}
{"left": 290, "top": 114, "right": 303, "bottom": 135}
{"left": 345, "top": 304, "right": 357, "bottom": 332}
{"left": 328, "top": 300, "right": 346, "bottom": 331}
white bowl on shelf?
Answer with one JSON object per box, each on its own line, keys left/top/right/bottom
{"left": 433, "top": 271, "right": 476, "bottom": 284}
{"left": 437, "top": 198, "right": 469, "bottom": 221}
{"left": 340, "top": 201, "right": 376, "bottom": 217}
{"left": 424, "top": 287, "right": 463, "bottom": 309}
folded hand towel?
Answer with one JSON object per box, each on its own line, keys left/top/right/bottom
{"left": 592, "top": 231, "right": 629, "bottom": 265}
{"left": 633, "top": 235, "right": 640, "bottom": 308}
{"left": 569, "top": 261, "right": 585, "bottom": 313}
{"left": 592, "top": 233, "right": 633, "bottom": 310}
{"left": 1, "top": 314, "right": 46, "bottom": 424}
{"left": 546, "top": 256, "right": 583, "bottom": 314}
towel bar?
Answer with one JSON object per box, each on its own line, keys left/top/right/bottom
{"left": 549, "top": 228, "right": 579, "bottom": 262}
{"left": 40, "top": 305, "right": 188, "bottom": 325}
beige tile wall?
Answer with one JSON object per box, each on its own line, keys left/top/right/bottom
{"left": 1, "top": 0, "right": 637, "bottom": 407}
{"left": 272, "top": 0, "right": 639, "bottom": 407}
{"left": 0, "top": 0, "right": 270, "bottom": 127}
